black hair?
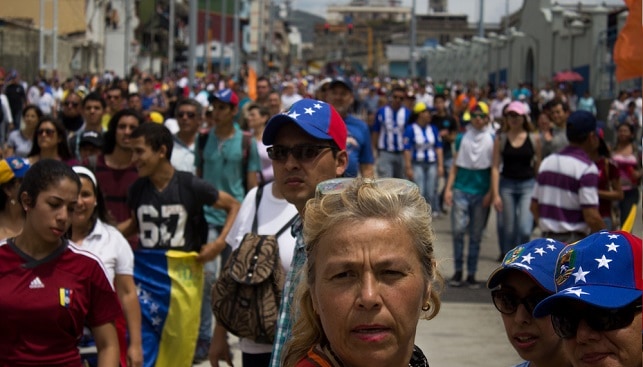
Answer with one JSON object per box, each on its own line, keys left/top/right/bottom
{"left": 83, "top": 92, "right": 106, "bottom": 109}
{"left": 28, "top": 115, "right": 73, "bottom": 160}
{"left": 103, "top": 109, "right": 144, "bottom": 154}
{"left": 0, "top": 178, "right": 18, "bottom": 209}
{"left": 65, "top": 171, "right": 113, "bottom": 239}
{"left": 18, "top": 159, "right": 80, "bottom": 208}
{"left": 545, "top": 98, "right": 570, "bottom": 112}
{"left": 22, "top": 104, "right": 43, "bottom": 119}
{"left": 247, "top": 103, "right": 270, "bottom": 119}
{"left": 175, "top": 98, "right": 203, "bottom": 117}
{"left": 130, "top": 122, "right": 174, "bottom": 160}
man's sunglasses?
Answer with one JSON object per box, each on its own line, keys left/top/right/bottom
{"left": 491, "top": 290, "right": 550, "bottom": 315}
{"left": 267, "top": 144, "right": 336, "bottom": 161}
{"left": 177, "top": 111, "right": 196, "bottom": 118}
{"left": 551, "top": 303, "right": 642, "bottom": 339}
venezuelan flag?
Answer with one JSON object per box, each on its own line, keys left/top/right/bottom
{"left": 134, "top": 249, "right": 204, "bottom": 367}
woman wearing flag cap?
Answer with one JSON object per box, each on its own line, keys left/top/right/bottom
{"left": 487, "top": 238, "right": 571, "bottom": 367}
{"left": 533, "top": 231, "right": 642, "bottom": 367}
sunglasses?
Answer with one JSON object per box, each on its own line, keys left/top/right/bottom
{"left": 491, "top": 290, "right": 550, "bottom": 315}
{"left": 316, "top": 177, "right": 417, "bottom": 197}
{"left": 64, "top": 101, "right": 80, "bottom": 107}
{"left": 267, "top": 144, "right": 336, "bottom": 162}
{"left": 37, "top": 128, "right": 56, "bottom": 137}
{"left": 471, "top": 113, "right": 487, "bottom": 119}
{"left": 551, "top": 303, "right": 642, "bottom": 339}
{"left": 178, "top": 111, "right": 197, "bottom": 118}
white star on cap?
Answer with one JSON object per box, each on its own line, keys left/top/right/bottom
{"left": 288, "top": 111, "right": 301, "bottom": 119}
{"left": 605, "top": 242, "right": 619, "bottom": 252}
{"left": 571, "top": 266, "right": 590, "bottom": 283}
{"left": 564, "top": 287, "right": 590, "bottom": 298}
{"left": 546, "top": 238, "right": 556, "bottom": 242}
{"left": 595, "top": 255, "right": 612, "bottom": 269}
{"left": 607, "top": 234, "right": 619, "bottom": 239}
{"left": 534, "top": 247, "right": 546, "bottom": 256}
{"left": 547, "top": 244, "right": 557, "bottom": 251}
{"left": 521, "top": 253, "right": 535, "bottom": 264}
{"left": 313, "top": 103, "right": 322, "bottom": 109}
{"left": 304, "top": 107, "right": 315, "bottom": 115}
{"left": 511, "top": 262, "right": 533, "bottom": 271}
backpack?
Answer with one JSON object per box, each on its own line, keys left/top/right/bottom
{"left": 197, "top": 129, "right": 253, "bottom": 192}
{"left": 211, "top": 185, "right": 298, "bottom": 343}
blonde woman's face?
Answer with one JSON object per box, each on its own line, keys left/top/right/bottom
{"left": 309, "top": 218, "right": 430, "bottom": 367}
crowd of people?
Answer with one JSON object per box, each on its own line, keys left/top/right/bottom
{"left": 0, "top": 65, "right": 641, "bottom": 367}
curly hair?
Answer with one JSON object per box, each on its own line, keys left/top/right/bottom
{"left": 282, "top": 178, "right": 443, "bottom": 367}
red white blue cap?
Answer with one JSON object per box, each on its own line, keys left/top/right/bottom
{"left": 487, "top": 238, "right": 566, "bottom": 293}
{"left": 534, "top": 231, "right": 643, "bottom": 316}
{"left": 262, "top": 99, "right": 347, "bottom": 150}
{"left": 209, "top": 88, "right": 239, "bottom": 106}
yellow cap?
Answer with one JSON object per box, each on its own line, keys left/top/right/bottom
{"left": 149, "top": 112, "right": 164, "bottom": 124}
{"left": 0, "top": 160, "right": 15, "bottom": 185}
{"left": 413, "top": 102, "right": 428, "bottom": 114}
{"left": 472, "top": 101, "right": 489, "bottom": 115}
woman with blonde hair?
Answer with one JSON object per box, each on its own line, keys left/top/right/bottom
{"left": 283, "top": 177, "right": 442, "bottom": 367}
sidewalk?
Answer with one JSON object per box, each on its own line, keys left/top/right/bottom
{"left": 201, "top": 205, "right": 643, "bottom": 367}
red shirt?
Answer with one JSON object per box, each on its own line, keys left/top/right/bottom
{"left": 0, "top": 240, "right": 121, "bottom": 367}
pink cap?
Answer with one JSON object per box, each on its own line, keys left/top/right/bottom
{"left": 505, "top": 101, "right": 526, "bottom": 115}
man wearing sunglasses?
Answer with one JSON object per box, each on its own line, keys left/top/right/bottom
{"left": 60, "top": 92, "right": 84, "bottom": 133}
{"left": 534, "top": 231, "right": 642, "bottom": 367}
{"left": 487, "top": 238, "right": 571, "bottom": 367}
{"left": 170, "top": 98, "right": 201, "bottom": 174}
{"left": 215, "top": 98, "right": 347, "bottom": 367}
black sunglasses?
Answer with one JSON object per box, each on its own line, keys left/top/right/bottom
{"left": 64, "top": 101, "right": 80, "bottom": 107}
{"left": 178, "top": 111, "right": 197, "bottom": 118}
{"left": 551, "top": 303, "right": 642, "bottom": 339}
{"left": 491, "top": 290, "right": 550, "bottom": 315}
{"left": 267, "top": 144, "right": 336, "bottom": 161}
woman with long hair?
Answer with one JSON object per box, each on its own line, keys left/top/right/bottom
{"left": 27, "top": 115, "right": 75, "bottom": 164}
{"left": 5, "top": 105, "right": 42, "bottom": 158}
{"left": 67, "top": 166, "right": 143, "bottom": 367}
{"left": 491, "top": 101, "right": 541, "bottom": 256}
{"left": 611, "top": 123, "right": 642, "bottom": 227}
{"left": 0, "top": 159, "right": 121, "bottom": 366}
{"left": 246, "top": 103, "right": 273, "bottom": 184}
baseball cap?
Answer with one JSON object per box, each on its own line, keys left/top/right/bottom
{"left": 329, "top": 76, "right": 353, "bottom": 92}
{"left": 413, "top": 102, "right": 429, "bottom": 115}
{"left": 487, "top": 238, "right": 566, "bottom": 293}
{"left": 505, "top": 101, "right": 526, "bottom": 115}
{"left": 472, "top": 101, "right": 489, "bottom": 115}
{"left": 148, "top": 111, "right": 165, "bottom": 124}
{"left": 209, "top": 88, "right": 239, "bottom": 106}
{"left": 262, "top": 98, "right": 347, "bottom": 150}
{"left": 79, "top": 130, "right": 104, "bottom": 148}
{"left": 533, "top": 231, "right": 643, "bottom": 317}
{"left": 566, "top": 110, "right": 597, "bottom": 140}
{"left": 0, "top": 156, "right": 30, "bottom": 185}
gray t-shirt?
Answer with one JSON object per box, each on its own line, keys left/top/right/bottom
{"left": 6, "top": 130, "right": 32, "bottom": 158}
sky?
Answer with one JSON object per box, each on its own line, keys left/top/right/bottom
{"left": 292, "top": 0, "right": 626, "bottom": 23}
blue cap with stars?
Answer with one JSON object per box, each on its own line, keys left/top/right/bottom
{"left": 534, "top": 231, "right": 643, "bottom": 317}
{"left": 262, "top": 98, "right": 347, "bottom": 150}
{"left": 487, "top": 238, "right": 566, "bottom": 293}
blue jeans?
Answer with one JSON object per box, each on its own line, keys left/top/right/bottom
{"left": 198, "top": 225, "right": 224, "bottom": 343}
{"left": 377, "top": 151, "right": 405, "bottom": 178}
{"left": 451, "top": 189, "right": 489, "bottom": 276}
{"left": 413, "top": 161, "right": 438, "bottom": 211}
{"left": 499, "top": 177, "right": 535, "bottom": 255}
{"left": 438, "top": 156, "right": 453, "bottom": 212}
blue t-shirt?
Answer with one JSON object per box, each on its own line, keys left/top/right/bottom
{"left": 344, "top": 115, "right": 374, "bottom": 177}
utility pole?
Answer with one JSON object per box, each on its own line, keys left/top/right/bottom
{"left": 478, "top": 0, "right": 484, "bottom": 38}
{"left": 233, "top": 0, "right": 240, "bottom": 80}
{"left": 410, "top": 0, "right": 417, "bottom": 77}
{"left": 203, "top": 0, "right": 210, "bottom": 72}
{"left": 220, "top": 0, "right": 227, "bottom": 74}
{"left": 52, "top": 0, "right": 58, "bottom": 73}
{"left": 124, "top": 0, "right": 131, "bottom": 77}
{"left": 257, "top": 0, "right": 264, "bottom": 75}
{"left": 39, "top": 0, "right": 45, "bottom": 73}
{"left": 268, "top": 0, "right": 274, "bottom": 72}
{"left": 169, "top": 0, "right": 175, "bottom": 72}
{"left": 189, "top": 0, "right": 197, "bottom": 86}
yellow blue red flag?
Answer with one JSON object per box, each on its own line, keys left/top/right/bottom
{"left": 135, "top": 249, "right": 204, "bottom": 367}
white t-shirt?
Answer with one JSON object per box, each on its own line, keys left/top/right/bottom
{"left": 74, "top": 219, "right": 134, "bottom": 286}
{"left": 224, "top": 182, "right": 298, "bottom": 354}
{"left": 37, "top": 92, "right": 56, "bottom": 115}
{"left": 171, "top": 135, "right": 196, "bottom": 174}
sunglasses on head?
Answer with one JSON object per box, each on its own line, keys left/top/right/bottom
{"left": 491, "top": 290, "right": 550, "bottom": 315}
{"left": 551, "top": 302, "right": 642, "bottom": 339}
{"left": 37, "top": 128, "right": 56, "bottom": 137}
{"left": 315, "top": 177, "right": 417, "bottom": 197}
{"left": 178, "top": 111, "right": 196, "bottom": 118}
{"left": 267, "top": 144, "right": 336, "bottom": 162}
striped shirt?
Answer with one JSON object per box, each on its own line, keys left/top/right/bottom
{"left": 532, "top": 146, "right": 599, "bottom": 234}
{"left": 403, "top": 123, "right": 442, "bottom": 163}
{"left": 373, "top": 105, "right": 410, "bottom": 152}
{"left": 269, "top": 217, "right": 304, "bottom": 367}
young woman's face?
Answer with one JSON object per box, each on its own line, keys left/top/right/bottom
{"left": 616, "top": 124, "right": 633, "bottom": 143}
{"left": 22, "top": 109, "right": 39, "bottom": 131}
{"left": 71, "top": 177, "right": 97, "bottom": 227}
{"left": 24, "top": 177, "right": 79, "bottom": 243}
{"left": 36, "top": 121, "right": 61, "bottom": 150}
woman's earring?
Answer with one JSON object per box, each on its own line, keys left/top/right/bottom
{"left": 10, "top": 199, "right": 16, "bottom": 206}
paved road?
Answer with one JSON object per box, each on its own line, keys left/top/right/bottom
{"left": 201, "top": 203, "right": 642, "bottom": 367}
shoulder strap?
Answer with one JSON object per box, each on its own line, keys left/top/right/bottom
{"left": 241, "top": 131, "right": 252, "bottom": 192}
{"left": 251, "top": 184, "right": 264, "bottom": 233}
{"left": 499, "top": 132, "right": 507, "bottom": 151}
{"left": 275, "top": 214, "right": 298, "bottom": 237}
{"left": 197, "top": 132, "right": 209, "bottom": 174}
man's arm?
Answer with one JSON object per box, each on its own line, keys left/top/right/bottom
{"left": 117, "top": 212, "right": 138, "bottom": 238}
{"left": 582, "top": 207, "right": 607, "bottom": 233}
{"left": 197, "top": 191, "right": 241, "bottom": 262}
